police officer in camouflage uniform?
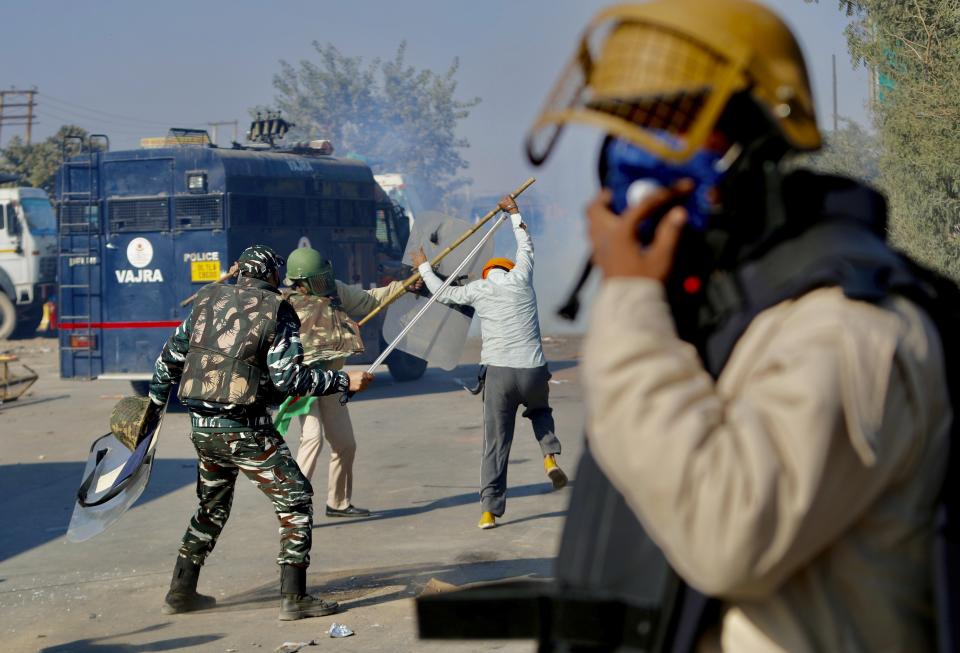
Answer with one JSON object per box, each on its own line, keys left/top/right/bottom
{"left": 282, "top": 246, "right": 410, "bottom": 519}
{"left": 147, "top": 245, "right": 373, "bottom": 621}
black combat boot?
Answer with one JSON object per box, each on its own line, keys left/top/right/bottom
{"left": 161, "top": 557, "right": 217, "bottom": 614}
{"left": 278, "top": 565, "right": 339, "bottom": 621}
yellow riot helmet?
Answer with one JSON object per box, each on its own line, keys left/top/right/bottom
{"left": 527, "top": 0, "right": 821, "bottom": 165}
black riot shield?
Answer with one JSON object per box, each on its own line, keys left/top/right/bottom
{"left": 66, "top": 408, "right": 166, "bottom": 543}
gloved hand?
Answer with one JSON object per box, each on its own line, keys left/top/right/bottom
{"left": 323, "top": 370, "right": 374, "bottom": 397}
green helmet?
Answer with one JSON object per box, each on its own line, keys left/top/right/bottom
{"left": 285, "top": 246, "right": 336, "bottom": 296}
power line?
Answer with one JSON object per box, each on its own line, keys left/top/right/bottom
{"left": 34, "top": 108, "right": 149, "bottom": 137}
{"left": 35, "top": 105, "right": 145, "bottom": 132}
{"left": 39, "top": 92, "right": 204, "bottom": 129}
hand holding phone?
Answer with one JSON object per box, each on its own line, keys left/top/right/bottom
{"left": 586, "top": 179, "right": 694, "bottom": 281}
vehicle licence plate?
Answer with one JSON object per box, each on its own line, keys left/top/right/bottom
{"left": 191, "top": 261, "right": 221, "bottom": 283}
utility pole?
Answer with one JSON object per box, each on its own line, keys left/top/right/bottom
{"left": 206, "top": 120, "right": 238, "bottom": 146}
{"left": 831, "top": 54, "right": 838, "bottom": 132}
{"left": 0, "top": 88, "right": 38, "bottom": 146}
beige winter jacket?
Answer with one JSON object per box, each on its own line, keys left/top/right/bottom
{"left": 583, "top": 278, "right": 951, "bottom": 653}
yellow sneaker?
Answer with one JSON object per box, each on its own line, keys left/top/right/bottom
{"left": 544, "top": 455, "right": 568, "bottom": 490}
{"left": 478, "top": 511, "right": 496, "bottom": 529}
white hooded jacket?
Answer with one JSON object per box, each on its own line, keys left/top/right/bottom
{"left": 418, "top": 213, "right": 546, "bottom": 369}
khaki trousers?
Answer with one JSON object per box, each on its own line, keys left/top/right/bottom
{"left": 294, "top": 394, "right": 355, "bottom": 510}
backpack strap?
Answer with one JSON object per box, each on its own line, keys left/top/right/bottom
{"left": 701, "top": 219, "right": 912, "bottom": 377}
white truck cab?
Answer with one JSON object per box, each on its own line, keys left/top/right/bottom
{"left": 0, "top": 187, "right": 57, "bottom": 339}
{"left": 374, "top": 173, "right": 424, "bottom": 231}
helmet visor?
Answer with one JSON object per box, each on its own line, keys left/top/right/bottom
{"left": 527, "top": 10, "right": 748, "bottom": 165}
{"left": 303, "top": 264, "right": 336, "bottom": 296}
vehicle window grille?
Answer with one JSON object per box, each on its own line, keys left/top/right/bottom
{"left": 339, "top": 182, "right": 361, "bottom": 199}
{"left": 268, "top": 198, "right": 283, "bottom": 226}
{"left": 357, "top": 200, "right": 375, "bottom": 227}
{"left": 39, "top": 256, "right": 57, "bottom": 282}
{"left": 109, "top": 198, "right": 169, "bottom": 232}
{"left": 284, "top": 198, "right": 304, "bottom": 226}
{"left": 175, "top": 195, "right": 223, "bottom": 230}
{"left": 305, "top": 199, "right": 320, "bottom": 224}
{"left": 339, "top": 200, "right": 354, "bottom": 226}
{"left": 375, "top": 209, "right": 389, "bottom": 244}
{"left": 320, "top": 199, "right": 337, "bottom": 226}
{"left": 59, "top": 202, "right": 101, "bottom": 234}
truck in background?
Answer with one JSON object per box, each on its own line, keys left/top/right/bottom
{"left": 374, "top": 172, "right": 424, "bottom": 231}
{"left": 0, "top": 186, "right": 57, "bottom": 339}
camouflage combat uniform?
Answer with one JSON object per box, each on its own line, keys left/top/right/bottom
{"left": 150, "top": 248, "right": 349, "bottom": 569}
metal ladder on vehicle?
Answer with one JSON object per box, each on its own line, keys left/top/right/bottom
{"left": 57, "top": 134, "right": 108, "bottom": 380}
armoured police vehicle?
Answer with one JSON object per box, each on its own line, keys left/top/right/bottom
{"left": 56, "top": 125, "right": 423, "bottom": 393}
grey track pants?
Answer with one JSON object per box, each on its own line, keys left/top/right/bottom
{"left": 481, "top": 364, "right": 561, "bottom": 517}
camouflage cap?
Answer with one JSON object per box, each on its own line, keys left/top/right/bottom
{"left": 238, "top": 245, "right": 285, "bottom": 280}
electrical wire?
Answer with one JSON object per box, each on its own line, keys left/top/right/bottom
{"left": 34, "top": 108, "right": 151, "bottom": 137}
{"left": 38, "top": 92, "right": 205, "bottom": 129}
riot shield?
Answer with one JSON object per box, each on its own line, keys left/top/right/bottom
{"left": 66, "top": 409, "right": 166, "bottom": 543}
{"left": 383, "top": 210, "right": 495, "bottom": 371}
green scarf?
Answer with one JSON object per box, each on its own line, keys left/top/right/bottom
{"left": 274, "top": 395, "right": 317, "bottom": 436}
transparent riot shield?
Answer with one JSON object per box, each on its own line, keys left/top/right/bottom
{"left": 383, "top": 211, "right": 495, "bottom": 370}
{"left": 66, "top": 411, "right": 166, "bottom": 543}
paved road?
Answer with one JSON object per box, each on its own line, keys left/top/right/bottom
{"left": 0, "top": 335, "right": 584, "bottom": 653}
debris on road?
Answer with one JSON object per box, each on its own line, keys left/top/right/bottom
{"left": 328, "top": 622, "right": 355, "bottom": 638}
{"left": 273, "top": 641, "right": 316, "bottom": 653}
{"left": 0, "top": 355, "right": 38, "bottom": 402}
{"left": 419, "top": 577, "right": 457, "bottom": 595}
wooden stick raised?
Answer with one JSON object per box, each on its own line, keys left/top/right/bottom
{"left": 357, "top": 177, "right": 536, "bottom": 327}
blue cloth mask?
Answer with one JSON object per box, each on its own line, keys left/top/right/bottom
{"left": 602, "top": 137, "right": 727, "bottom": 234}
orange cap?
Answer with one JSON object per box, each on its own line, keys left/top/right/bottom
{"left": 482, "top": 257, "right": 515, "bottom": 279}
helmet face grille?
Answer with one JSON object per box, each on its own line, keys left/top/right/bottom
{"left": 592, "top": 23, "right": 721, "bottom": 101}
{"left": 587, "top": 92, "right": 708, "bottom": 139}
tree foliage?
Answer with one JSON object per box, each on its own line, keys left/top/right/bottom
{"left": 795, "top": 118, "right": 881, "bottom": 182}
{"left": 808, "top": 0, "right": 960, "bottom": 277}
{"left": 262, "top": 41, "right": 480, "bottom": 208}
{"left": 0, "top": 125, "right": 89, "bottom": 193}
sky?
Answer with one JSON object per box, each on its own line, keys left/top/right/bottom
{"left": 1, "top": 0, "right": 872, "bottom": 329}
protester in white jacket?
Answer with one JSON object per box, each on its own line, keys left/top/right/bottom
{"left": 412, "top": 196, "right": 567, "bottom": 530}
